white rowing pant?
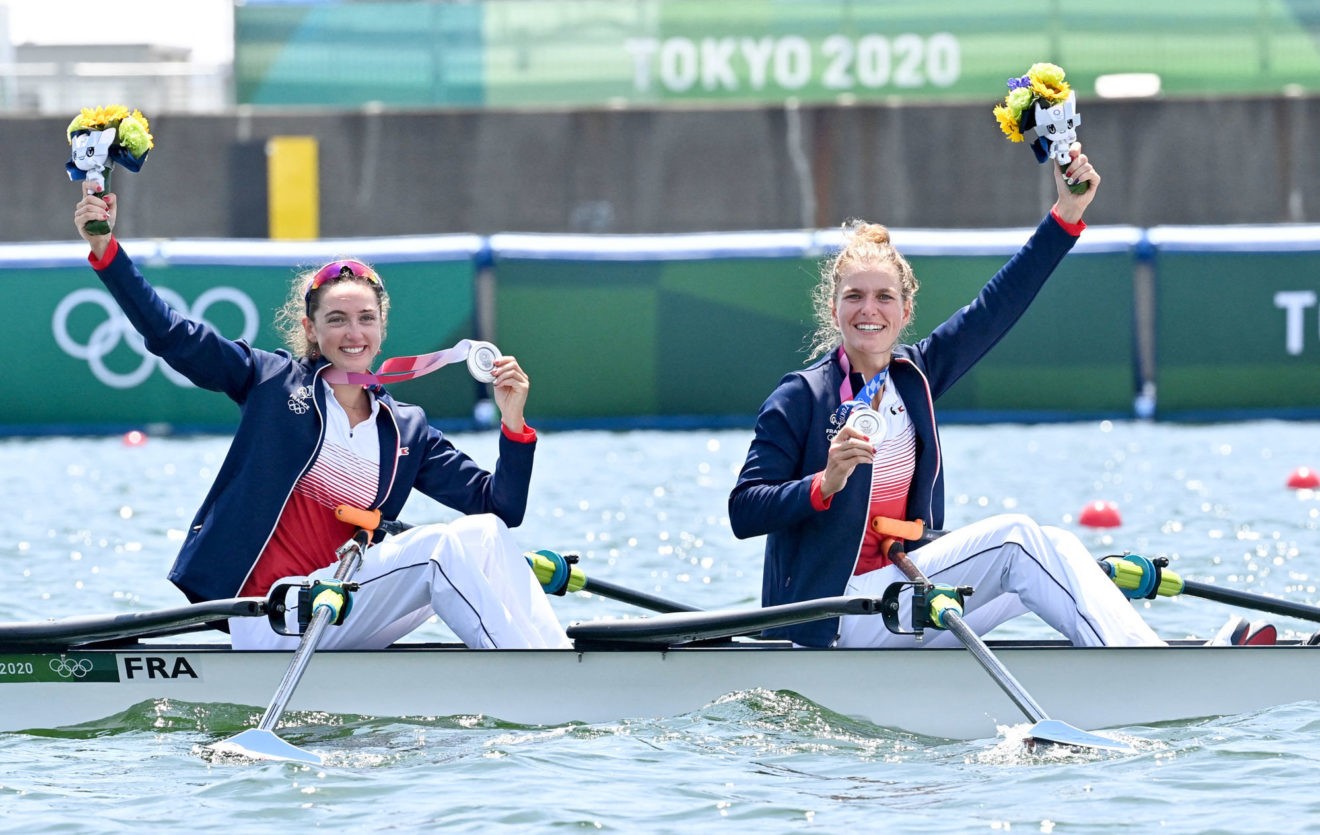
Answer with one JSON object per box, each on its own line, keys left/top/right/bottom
{"left": 837, "top": 513, "right": 1165, "bottom": 648}
{"left": 230, "top": 514, "right": 571, "bottom": 650}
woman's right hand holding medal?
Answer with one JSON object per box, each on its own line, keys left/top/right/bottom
{"left": 820, "top": 424, "right": 875, "bottom": 499}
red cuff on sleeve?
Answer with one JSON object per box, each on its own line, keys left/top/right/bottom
{"left": 810, "top": 472, "right": 833, "bottom": 511}
{"left": 501, "top": 422, "right": 537, "bottom": 444}
{"left": 1050, "top": 207, "right": 1086, "bottom": 237}
{"left": 87, "top": 236, "right": 120, "bottom": 270}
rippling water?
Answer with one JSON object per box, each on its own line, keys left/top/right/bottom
{"left": 3, "top": 421, "right": 1320, "bottom": 833}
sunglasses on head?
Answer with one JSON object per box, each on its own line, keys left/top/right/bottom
{"left": 304, "top": 259, "right": 383, "bottom": 310}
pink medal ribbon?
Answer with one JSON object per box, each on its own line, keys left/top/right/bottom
{"left": 322, "top": 339, "right": 499, "bottom": 386}
{"left": 835, "top": 348, "right": 888, "bottom": 442}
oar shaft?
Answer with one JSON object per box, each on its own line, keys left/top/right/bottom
{"left": 255, "top": 532, "right": 366, "bottom": 733}
{"left": 259, "top": 604, "right": 336, "bottom": 730}
{"left": 525, "top": 549, "right": 700, "bottom": 614}
{"left": 0, "top": 597, "right": 265, "bottom": 649}
{"left": 1181, "top": 579, "right": 1320, "bottom": 624}
{"left": 568, "top": 595, "right": 881, "bottom": 645}
{"left": 580, "top": 575, "right": 699, "bottom": 614}
{"left": 889, "top": 549, "right": 1049, "bottom": 725}
{"left": 938, "top": 608, "right": 1049, "bottom": 724}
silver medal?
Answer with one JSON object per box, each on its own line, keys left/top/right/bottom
{"left": 845, "top": 406, "right": 886, "bottom": 439}
{"left": 466, "top": 341, "right": 499, "bottom": 383}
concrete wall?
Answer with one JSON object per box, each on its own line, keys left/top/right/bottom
{"left": 7, "top": 94, "right": 1318, "bottom": 243}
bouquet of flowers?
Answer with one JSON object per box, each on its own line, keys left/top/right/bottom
{"left": 66, "top": 105, "right": 155, "bottom": 233}
{"left": 992, "top": 63, "right": 1087, "bottom": 194}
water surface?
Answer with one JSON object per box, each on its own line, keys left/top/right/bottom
{"left": 3, "top": 421, "right": 1319, "bottom": 832}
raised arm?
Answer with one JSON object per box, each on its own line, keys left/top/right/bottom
{"left": 73, "top": 188, "right": 260, "bottom": 400}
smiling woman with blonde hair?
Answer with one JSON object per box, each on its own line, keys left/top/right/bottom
{"left": 730, "top": 144, "right": 1166, "bottom": 651}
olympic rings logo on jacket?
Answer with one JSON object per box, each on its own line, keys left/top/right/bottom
{"left": 51, "top": 287, "right": 260, "bottom": 389}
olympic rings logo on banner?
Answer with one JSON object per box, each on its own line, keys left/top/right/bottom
{"left": 49, "top": 656, "right": 94, "bottom": 679}
{"left": 52, "top": 287, "right": 260, "bottom": 389}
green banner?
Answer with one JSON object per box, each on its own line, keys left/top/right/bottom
{"left": 1149, "top": 231, "right": 1320, "bottom": 417}
{"left": 0, "top": 653, "right": 120, "bottom": 683}
{"left": 8, "top": 227, "right": 1320, "bottom": 432}
{"left": 489, "top": 229, "right": 1138, "bottom": 424}
{"left": 492, "top": 252, "right": 816, "bottom": 420}
{"left": 905, "top": 249, "right": 1136, "bottom": 417}
{"left": 236, "top": 0, "right": 1320, "bottom": 108}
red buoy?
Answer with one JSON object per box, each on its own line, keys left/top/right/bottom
{"left": 1078, "top": 500, "right": 1121, "bottom": 528}
{"left": 1287, "top": 466, "right": 1320, "bottom": 489}
{"left": 122, "top": 430, "right": 148, "bottom": 447}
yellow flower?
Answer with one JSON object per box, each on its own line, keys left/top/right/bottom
{"left": 1027, "top": 63, "right": 1071, "bottom": 104}
{"left": 993, "top": 104, "right": 1024, "bottom": 142}
{"left": 67, "top": 104, "right": 133, "bottom": 137}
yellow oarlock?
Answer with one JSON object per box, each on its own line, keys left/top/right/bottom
{"left": 925, "top": 585, "right": 966, "bottom": 630}
{"left": 526, "top": 549, "right": 585, "bottom": 596}
{"left": 1101, "top": 554, "right": 1184, "bottom": 600}
{"left": 310, "top": 579, "right": 354, "bottom": 625}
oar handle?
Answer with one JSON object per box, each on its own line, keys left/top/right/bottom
{"left": 335, "top": 505, "right": 382, "bottom": 531}
{"left": 871, "top": 516, "right": 928, "bottom": 542}
{"left": 335, "top": 505, "right": 412, "bottom": 536}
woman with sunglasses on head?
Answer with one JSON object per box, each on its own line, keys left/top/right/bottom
{"left": 729, "top": 144, "right": 1166, "bottom": 650}
{"left": 74, "top": 189, "right": 570, "bottom": 650}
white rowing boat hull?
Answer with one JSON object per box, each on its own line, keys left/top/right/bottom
{"left": 2, "top": 640, "right": 1316, "bottom": 740}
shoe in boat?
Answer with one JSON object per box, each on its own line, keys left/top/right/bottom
{"left": 1206, "top": 615, "right": 1276, "bottom": 646}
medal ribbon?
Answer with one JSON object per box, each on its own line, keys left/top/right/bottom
{"left": 836, "top": 348, "right": 888, "bottom": 411}
{"left": 846, "top": 369, "right": 888, "bottom": 412}
{"left": 323, "top": 339, "right": 478, "bottom": 386}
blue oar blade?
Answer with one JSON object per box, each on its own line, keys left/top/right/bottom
{"left": 208, "top": 728, "right": 322, "bottom": 765}
{"left": 1027, "top": 719, "right": 1133, "bottom": 754}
